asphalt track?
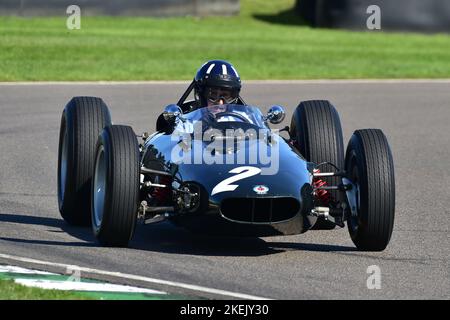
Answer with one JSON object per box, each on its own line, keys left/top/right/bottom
{"left": 0, "top": 81, "right": 449, "bottom": 299}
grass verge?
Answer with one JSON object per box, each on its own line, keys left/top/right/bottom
{"left": 0, "top": 279, "right": 90, "bottom": 300}
{"left": 1, "top": 0, "right": 450, "bottom": 80}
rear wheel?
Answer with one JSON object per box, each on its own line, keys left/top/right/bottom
{"left": 92, "top": 125, "right": 140, "bottom": 247}
{"left": 345, "top": 129, "right": 395, "bottom": 251}
{"left": 290, "top": 100, "right": 344, "bottom": 229}
{"left": 57, "top": 97, "right": 112, "bottom": 226}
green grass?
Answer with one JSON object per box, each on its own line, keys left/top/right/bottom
{"left": 1, "top": 0, "right": 450, "bottom": 80}
{"left": 0, "top": 279, "right": 91, "bottom": 300}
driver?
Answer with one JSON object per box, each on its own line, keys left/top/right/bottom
{"left": 194, "top": 60, "right": 251, "bottom": 122}
{"left": 156, "top": 60, "right": 249, "bottom": 132}
{"left": 194, "top": 60, "right": 241, "bottom": 108}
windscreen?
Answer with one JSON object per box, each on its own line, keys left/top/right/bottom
{"left": 182, "top": 104, "right": 267, "bottom": 129}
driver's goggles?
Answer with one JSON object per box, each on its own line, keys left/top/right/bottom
{"left": 206, "top": 88, "right": 238, "bottom": 104}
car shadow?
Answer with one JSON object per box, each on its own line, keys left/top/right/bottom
{"left": 266, "top": 241, "right": 356, "bottom": 252}
{"left": 131, "top": 222, "right": 357, "bottom": 255}
{"left": 130, "top": 221, "right": 283, "bottom": 256}
{"left": 0, "top": 213, "right": 356, "bottom": 256}
{"left": 0, "top": 212, "right": 96, "bottom": 245}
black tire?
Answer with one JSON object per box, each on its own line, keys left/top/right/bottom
{"left": 92, "top": 125, "right": 140, "bottom": 247}
{"left": 290, "top": 100, "right": 344, "bottom": 229}
{"left": 57, "top": 97, "right": 112, "bottom": 226}
{"left": 345, "top": 129, "right": 395, "bottom": 251}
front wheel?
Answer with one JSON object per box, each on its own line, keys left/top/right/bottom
{"left": 92, "top": 125, "right": 140, "bottom": 247}
{"left": 345, "top": 129, "right": 395, "bottom": 251}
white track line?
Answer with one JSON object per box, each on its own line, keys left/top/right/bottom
{"left": 14, "top": 279, "right": 166, "bottom": 294}
{"left": 0, "top": 264, "right": 166, "bottom": 294}
{"left": 0, "top": 79, "right": 449, "bottom": 85}
{"left": 0, "top": 265, "right": 56, "bottom": 275}
{"left": 0, "top": 253, "right": 271, "bottom": 300}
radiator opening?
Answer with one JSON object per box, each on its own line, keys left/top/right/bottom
{"left": 220, "top": 197, "right": 300, "bottom": 223}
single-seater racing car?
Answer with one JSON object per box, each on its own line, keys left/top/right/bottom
{"left": 57, "top": 82, "right": 395, "bottom": 251}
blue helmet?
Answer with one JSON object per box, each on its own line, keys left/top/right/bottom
{"left": 194, "top": 60, "right": 241, "bottom": 106}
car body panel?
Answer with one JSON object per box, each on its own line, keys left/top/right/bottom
{"left": 140, "top": 105, "right": 318, "bottom": 236}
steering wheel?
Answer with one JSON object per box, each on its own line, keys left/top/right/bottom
{"left": 214, "top": 112, "right": 251, "bottom": 123}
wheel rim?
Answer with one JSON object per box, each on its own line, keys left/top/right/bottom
{"left": 60, "top": 126, "right": 68, "bottom": 202}
{"left": 348, "top": 157, "right": 361, "bottom": 234}
{"left": 93, "top": 145, "right": 106, "bottom": 229}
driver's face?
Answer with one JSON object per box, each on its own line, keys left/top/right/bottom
{"left": 206, "top": 87, "right": 237, "bottom": 106}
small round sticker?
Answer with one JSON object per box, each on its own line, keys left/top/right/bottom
{"left": 253, "top": 185, "right": 269, "bottom": 195}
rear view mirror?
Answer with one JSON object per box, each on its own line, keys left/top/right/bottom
{"left": 266, "top": 105, "right": 285, "bottom": 124}
{"left": 163, "top": 104, "right": 182, "bottom": 122}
